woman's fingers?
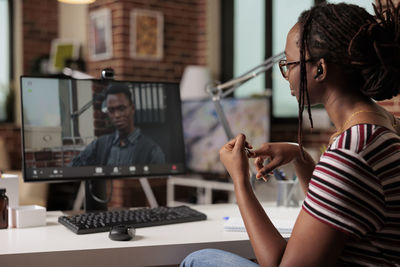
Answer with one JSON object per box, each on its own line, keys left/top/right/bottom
{"left": 249, "top": 143, "right": 272, "bottom": 159}
{"left": 221, "top": 134, "right": 250, "bottom": 156}
{"left": 224, "top": 134, "right": 247, "bottom": 154}
{"left": 233, "top": 134, "right": 246, "bottom": 152}
{"left": 255, "top": 156, "right": 281, "bottom": 180}
{"left": 254, "top": 157, "right": 267, "bottom": 179}
{"left": 222, "top": 134, "right": 256, "bottom": 158}
{"left": 245, "top": 141, "right": 253, "bottom": 149}
{"left": 254, "top": 157, "right": 264, "bottom": 170}
{"left": 223, "top": 137, "right": 237, "bottom": 151}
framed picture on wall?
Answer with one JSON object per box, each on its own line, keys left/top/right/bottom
{"left": 89, "top": 8, "right": 113, "bottom": 61}
{"left": 48, "top": 39, "right": 80, "bottom": 73}
{"left": 130, "top": 9, "right": 164, "bottom": 60}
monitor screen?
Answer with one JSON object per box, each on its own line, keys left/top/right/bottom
{"left": 20, "top": 76, "right": 186, "bottom": 182}
{"left": 182, "top": 97, "right": 270, "bottom": 175}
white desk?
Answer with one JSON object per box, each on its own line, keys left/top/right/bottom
{"left": 0, "top": 203, "right": 300, "bottom": 267}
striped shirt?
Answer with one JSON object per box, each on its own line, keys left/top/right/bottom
{"left": 303, "top": 124, "right": 400, "bottom": 266}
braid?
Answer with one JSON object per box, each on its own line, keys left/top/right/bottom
{"left": 298, "top": 10, "right": 313, "bottom": 158}
{"left": 296, "top": 0, "right": 400, "bottom": 149}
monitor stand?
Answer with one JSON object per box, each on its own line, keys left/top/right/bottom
{"left": 84, "top": 180, "right": 108, "bottom": 212}
{"left": 139, "top": 178, "right": 158, "bottom": 208}
{"left": 73, "top": 178, "right": 159, "bottom": 212}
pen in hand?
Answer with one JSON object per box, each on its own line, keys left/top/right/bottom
{"left": 244, "top": 140, "right": 255, "bottom": 158}
{"left": 245, "top": 147, "right": 253, "bottom": 157}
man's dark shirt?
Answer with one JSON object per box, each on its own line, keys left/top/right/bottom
{"left": 70, "top": 128, "right": 165, "bottom": 166}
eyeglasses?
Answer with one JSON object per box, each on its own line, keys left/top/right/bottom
{"left": 279, "top": 59, "right": 313, "bottom": 79}
{"left": 279, "top": 59, "right": 301, "bottom": 79}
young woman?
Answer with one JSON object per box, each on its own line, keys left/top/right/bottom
{"left": 181, "top": 1, "right": 400, "bottom": 266}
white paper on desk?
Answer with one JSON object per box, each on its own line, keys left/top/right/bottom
{"left": 224, "top": 217, "right": 294, "bottom": 234}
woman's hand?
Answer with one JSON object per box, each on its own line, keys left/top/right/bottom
{"left": 251, "top": 142, "right": 302, "bottom": 181}
{"left": 219, "top": 134, "right": 253, "bottom": 186}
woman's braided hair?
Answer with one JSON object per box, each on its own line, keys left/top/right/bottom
{"left": 296, "top": 0, "right": 400, "bottom": 153}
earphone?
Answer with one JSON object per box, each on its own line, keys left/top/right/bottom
{"left": 314, "top": 66, "right": 323, "bottom": 79}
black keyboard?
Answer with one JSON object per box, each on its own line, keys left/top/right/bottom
{"left": 58, "top": 205, "right": 207, "bottom": 234}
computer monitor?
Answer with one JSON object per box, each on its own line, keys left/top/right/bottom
{"left": 20, "top": 76, "right": 186, "bottom": 210}
{"left": 181, "top": 97, "right": 270, "bottom": 176}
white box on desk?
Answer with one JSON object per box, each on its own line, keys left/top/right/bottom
{"left": 10, "top": 205, "right": 46, "bottom": 228}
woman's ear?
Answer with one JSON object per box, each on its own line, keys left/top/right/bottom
{"left": 314, "top": 58, "right": 327, "bottom": 81}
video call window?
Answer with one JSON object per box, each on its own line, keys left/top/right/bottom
{"left": 20, "top": 77, "right": 185, "bottom": 182}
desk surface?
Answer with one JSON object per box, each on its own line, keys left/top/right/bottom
{"left": 0, "top": 203, "right": 300, "bottom": 267}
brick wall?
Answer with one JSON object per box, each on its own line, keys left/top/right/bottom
{"left": 22, "top": 0, "right": 58, "bottom": 75}
{"left": 87, "top": 0, "right": 207, "bottom": 82}
{"left": 0, "top": 124, "right": 21, "bottom": 170}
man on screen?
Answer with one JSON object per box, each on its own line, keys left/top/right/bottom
{"left": 70, "top": 83, "right": 165, "bottom": 166}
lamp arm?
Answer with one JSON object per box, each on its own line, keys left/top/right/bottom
{"left": 221, "top": 60, "right": 277, "bottom": 98}
{"left": 207, "top": 51, "right": 284, "bottom": 96}
{"left": 235, "top": 51, "right": 285, "bottom": 80}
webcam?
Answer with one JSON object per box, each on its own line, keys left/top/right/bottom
{"left": 101, "top": 68, "right": 115, "bottom": 80}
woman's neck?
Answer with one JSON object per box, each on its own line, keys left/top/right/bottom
{"left": 323, "top": 87, "right": 374, "bottom": 131}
